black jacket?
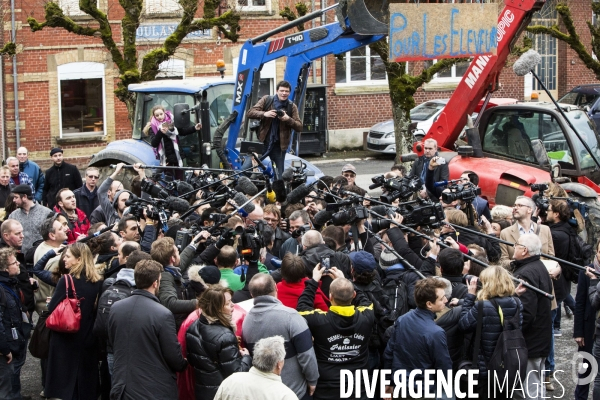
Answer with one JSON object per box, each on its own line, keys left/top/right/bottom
{"left": 574, "top": 269, "right": 595, "bottom": 354}
{"left": 512, "top": 255, "right": 553, "bottom": 358}
{"left": 0, "top": 183, "right": 12, "bottom": 208}
{"left": 415, "top": 154, "right": 449, "bottom": 198}
{"left": 442, "top": 227, "right": 501, "bottom": 263}
{"left": 151, "top": 125, "right": 197, "bottom": 165}
{"left": 43, "top": 162, "right": 83, "bottom": 209}
{"left": 459, "top": 294, "right": 522, "bottom": 376}
{"left": 301, "top": 243, "right": 352, "bottom": 298}
{"left": 73, "top": 185, "right": 99, "bottom": 219}
{"left": 548, "top": 220, "right": 578, "bottom": 301}
{"left": 442, "top": 274, "right": 469, "bottom": 301}
{"left": 0, "top": 240, "right": 35, "bottom": 314}
{"left": 159, "top": 266, "right": 197, "bottom": 330}
{"left": 435, "top": 305, "right": 465, "bottom": 371}
{"left": 108, "top": 290, "right": 187, "bottom": 400}
{"left": 272, "top": 226, "right": 291, "bottom": 260}
{"left": 186, "top": 314, "right": 252, "bottom": 400}
{"left": 297, "top": 278, "right": 374, "bottom": 399}
{"left": 0, "top": 272, "right": 27, "bottom": 357}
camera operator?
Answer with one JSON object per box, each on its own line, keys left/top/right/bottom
{"left": 299, "top": 230, "right": 352, "bottom": 298}
{"left": 459, "top": 171, "right": 491, "bottom": 222}
{"left": 279, "top": 210, "right": 311, "bottom": 258}
{"left": 264, "top": 204, "right": 290, "bottom": 258}
{"left": 246, "top": 80, "right": 303, "bottom": 179}
{"left": 95, "top": 163, "right": 132, "bottom": 226}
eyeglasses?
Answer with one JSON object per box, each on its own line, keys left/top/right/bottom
{"left": 513, "top": 204, "right": 530, "bottom": 209}
{"left": 87, "top": 175, "right": 99, "bottom": 179}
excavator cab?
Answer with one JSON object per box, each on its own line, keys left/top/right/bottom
{"left": 341, "top": 0, "right": 391, "bottom": 35}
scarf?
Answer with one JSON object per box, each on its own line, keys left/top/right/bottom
{"left": 149, "top": 110, "right": 182, "bottom": 167}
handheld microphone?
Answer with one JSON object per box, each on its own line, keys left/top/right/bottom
{"left": 265, "top": 179, "right": 276, "bottom": 204}
{"left": 434, "top": 178, "right": 461, "bottom": 188}
{"left": 251, "top": 152, "right": 274, "bottom": 179}
{"left": 272, "top": 180, "right": 287, "bottom": 203}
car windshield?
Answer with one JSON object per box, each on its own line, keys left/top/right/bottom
{"left": 565, "top": 110, "right": 600, "bottom": 169}
{"left": 410, "top": 102, "right": 445, "bottom": 121}
{"left": 558, "top": 90, "right": 600, "bottom": 108}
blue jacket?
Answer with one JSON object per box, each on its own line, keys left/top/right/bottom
{"left": 384, "top": 307, "right": 453, "bottom": 377}
{"left": 20, "top": 160, "right": 45, "bottom": 203}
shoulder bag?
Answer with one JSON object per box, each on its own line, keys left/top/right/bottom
{"left": 46, "top": 274, "right": 82, "bottom": 333}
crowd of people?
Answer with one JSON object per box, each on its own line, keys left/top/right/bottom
{"left": 0, "top": 138, "right": 597, "bottom": 400}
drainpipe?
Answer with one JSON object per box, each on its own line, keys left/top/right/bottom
{"left": 0, "top": 47, "right": 5, "bottom": 160}
{"left": 11, "top": 0, "right": 20, "bottom": 149}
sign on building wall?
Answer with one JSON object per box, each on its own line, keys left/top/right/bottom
{"left": 389, "top": 4, "right": 498, "bottom": 62}
{"left": 136, "top": 24, "right": 212, "bottom": 41}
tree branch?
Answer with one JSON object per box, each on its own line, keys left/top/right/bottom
{"left": 0, "top": 42, "right": 16, "bottom": 56}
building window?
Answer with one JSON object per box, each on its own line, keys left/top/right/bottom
{"left": 156, "top": 59, "right": 185, "bottom": 79}
{"left": 58, "top": 62, "right": 106, "bottom": 137}
{"left": 424, "top": 59, "right": 471, "bottom": 82}
{"left": 236, "top": 0, "right": 270, "bottom": 12}
{"left": 145, "top": 0, "right": 182, "bottom": 15}
{"left": 335, "top": 46, "right": 387, "bottom": 84}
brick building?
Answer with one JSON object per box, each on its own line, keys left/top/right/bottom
{"left": 0, "top": 0, "right": 597, "bottom": 168}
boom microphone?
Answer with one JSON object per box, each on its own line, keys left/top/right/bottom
{"left": 233, "top": 192, "right": 256, "bottom": 217}
{"left": 281, "top": 168, "right": 294, "bottom": 182}
{"left": 313, "top": 210, "right": 333, "bottom": 227}
{"left": 371, "top": 205, "right": 389, "bottom": 216}
{"left": 166, "top": 196, "right": 191, "bottom": 214}
{"left": 272, "top": 180, "right": 287, "bottom": 203}
{"left": 176, "top": 181, "right": 195, "bottom": 198}
{"left": 285, "top": 184, "right": 311, "bottom": 205}
{"left": 399, "top": 153, "right": 418, "bottom": 162}
{"left": 236, "top": 176, "right": 259, "bottom": 196}
{"left": 513, "top": 49, "right": 542, "bottom": 77}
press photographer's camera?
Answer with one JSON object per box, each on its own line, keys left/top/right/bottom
{"left": 276, "top": 109, "right": 285, "bottom": 118}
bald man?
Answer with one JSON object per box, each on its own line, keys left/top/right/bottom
{"left": 297, "top": 265, "right": 374, "bottom": 400}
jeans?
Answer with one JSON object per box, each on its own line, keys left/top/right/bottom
{"left": 263, "top": 146, "right": 286, "bottom": 180}
{"left": 11, "top": 344, "right": 26, "bottom": 398}
{"left": 554, "top": 295, "right": 576, "bottom": 329}
{"left": 545, "top": 308, "right": 557, "bottom": 374}
{"left": 107, "top": 352, "right": 114, "bottom": 376}
{"left": 0, "top": 354, "right": 15, "bottom": 399}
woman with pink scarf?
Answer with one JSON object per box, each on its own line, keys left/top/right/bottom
{"left": 143, "top": 105, "right": 201, "bottom": 177}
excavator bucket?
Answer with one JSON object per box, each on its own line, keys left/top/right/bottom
{"left": 341, "top": 0, "right": 390, "bottom": 35}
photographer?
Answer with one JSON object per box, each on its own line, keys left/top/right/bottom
{"left": 247, "top": 80, "right": 303, "bottom": 179}
{"left": 96, "top": 163, "right": 133, "bottom": 226}
{"left": 279, "top": 210, "right": 311, "bottom": 258}
{"left": 459, "top": 171, "right": 491, "bottom": 222}
{"left": 410, "top": 139, "right": 449, "bottom": 198}
{"left": 441, "top": 209, "right": 501, "bottom": 263}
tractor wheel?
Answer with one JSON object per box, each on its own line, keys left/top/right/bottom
{"left": 96, "top": 165, "right": 138, "bottom": 191}
{"left": 569, "top": 194, "right": 600, "bottom": 247}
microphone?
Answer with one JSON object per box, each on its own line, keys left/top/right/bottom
{"left": 166, "top": 196, "right": 191, "bottom": 214}
{"left": 235, "top": 176, "right": 259, "bottom": 196}
{"left": 233, "top": 192, "right": 256, "bottom": 217}
{"left": 265, "top": 179, "right": 276, "bottom": 204}
{"left": 313, "top": 210, "right": 333, "bottom": 227}
{"left": 272, "top": 180, "right": 287, "bottom": 203}
{"left": 251, "top": 152, "right": 274, "bottom": 179}
{"left": 281, "top": 168, "right": 294, "bottom": 182}
{"left": 176, "top": 181, "right": 195, "bottom": 198}
{"left": 371, "top": 205, "right": 389, "bottom": 216}
{"left": 285, "top": 184, "right": 311, "bottom": 205}
{"left": 513, "top": 49, "right": 542, "bottom": 77}
{"left": 434, "top": 178, "right": 461, "bottom": 187}
{"left": 399, "top": 153, "right": 418, "bottom": 162}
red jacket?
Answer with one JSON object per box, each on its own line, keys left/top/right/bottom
{"left": 277, "top": 278, "right": 329, "bottom": 312}
{"left": 53, "top": 206, "right": 90, "bottom": 244}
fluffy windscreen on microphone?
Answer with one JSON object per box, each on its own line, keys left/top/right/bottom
{"left": 166, "top": 196, "right": 191, "bottom": 214}
{"left": 272, "top": 180, "right": 287, "bottom": 203}
{"left": 281, "top": 168, "right": 294, "bottom": 182}
{"left": 513, "top": 49, "right": 542, "bottom": 77}
{"left": 371, "top": 205, "right": 389, "bottom": 217}
{"left": 176, "top": 181, "right": 195, "bottom": 198}
{"left": 313, "top": 210, "right": 333, "bottom": 227}
{"left": 285, "top": 184, "right": 311, "bottom": 205}
{"left": 235, "top": 176, "right": 259, "bottom": 196}
{"left": 233, "top": 192, "right": 256, "bottom": 215}
{"left": 399, "top": 153, "right": 418, "bottom": 163}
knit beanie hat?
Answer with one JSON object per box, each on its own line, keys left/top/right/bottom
{"left": 379, "top": 248, "right": 402, "bottom": 270}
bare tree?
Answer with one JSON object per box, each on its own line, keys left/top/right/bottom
{"left": 527, "top": 2, "right": 600, "bottom": 80}
{"left": 25, "top": 0, "right": 241, "bottom": 119}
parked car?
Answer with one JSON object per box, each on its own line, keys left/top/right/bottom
{"left": 557, "top": 84, "right": 600, "bottom": 130}
{"left": 366, "top": 98, "right": 518, "bottom": 154}
{"left": 366, "top": 99, "right": 448, "bottom": 154}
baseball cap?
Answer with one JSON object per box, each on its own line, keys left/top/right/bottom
{"left": 342, "top": 164, "right": 357, "bottom": 175}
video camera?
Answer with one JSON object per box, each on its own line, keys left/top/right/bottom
{"left": 370, "top": 201, "right": 446, "bottom": 230}
{"left": 441, "top": 182, "right": 481, "bottom": 203}
{"left": 141, "top": 178, "right": 170, "bottom": 199}
{"left": 370, "top": 175, "right": 422, "bottom": 204}
{"left": 530, "top": 183, "right": 549, "bottom": 213}
{"left": 331, "top": 206, "right": 369, "bottom": 226}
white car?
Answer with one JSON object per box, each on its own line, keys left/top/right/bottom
{"left": 366, "top": 99, "right": 448, "bottom": 154}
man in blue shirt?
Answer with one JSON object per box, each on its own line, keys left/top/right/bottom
{"left": 17, "top": 147, "right": 44, "bottom": 204}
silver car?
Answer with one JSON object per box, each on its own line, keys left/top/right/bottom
{"left": 366, "top": 99, "right": 448, "bottom": 154}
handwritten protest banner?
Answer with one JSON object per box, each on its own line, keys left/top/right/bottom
{"left": 389, "top": 4, "right": 498, "bottom": 62}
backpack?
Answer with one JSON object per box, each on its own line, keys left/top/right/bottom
{"left": 487, "top": 298, "right": 527, "bottom": 389}
{"left": 569, "top": 234, "right": 593, "bottom": 267}
{"left": 93, "top": 279, "right": 135, "bottom": 339}
{"left": 376, "top": 275, "right": 409, "bottom": 344}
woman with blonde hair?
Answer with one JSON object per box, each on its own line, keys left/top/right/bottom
{"left": 44, "top": 242, "right": 102, "bottom": 400}
{"left": 458, "top": 266, "right": 523, "bottom": 398}
{"left": 186, "top": 285, "right": 252, "bottom": 400}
